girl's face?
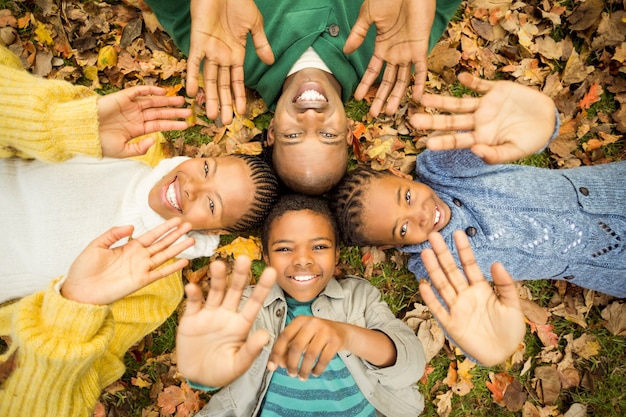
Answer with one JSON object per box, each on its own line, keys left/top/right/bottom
{"left": 148, "top": 156, "right": 255, "bottom": 232}
{"left": 264, "top": 210, "right": 339, "bottom": 302}
{"left": 360, "top": 174, "right": 451, "bottom": 247}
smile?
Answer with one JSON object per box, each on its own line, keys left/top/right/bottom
{"left": 166, "top": 179, "right": 181, "bottom": 212}
{"left": 290, "top": 274, "right": 318, "bottom": 282}
{"left": 434, "top": 206, "right": 441, "bottom": 226}
{"left": 295, "top": 89, "right": 327, "bottom": 103}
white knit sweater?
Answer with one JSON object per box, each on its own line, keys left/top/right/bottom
{"left": 0, "top": 155, "right": 219, "bottom": 303}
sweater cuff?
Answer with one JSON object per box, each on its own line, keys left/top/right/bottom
{"left": 538, "top": 107, "right": 561, "bottom": 153}
{"left": 186, "top": 379, "right": 220, "bottom": 392}
{"left": 48, "top": 96, "right": 102, "bottom": 159}
{"left": 37, "top": 277, "right": 111, "bottom": 342}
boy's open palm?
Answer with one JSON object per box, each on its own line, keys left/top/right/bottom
{"left": 411, "top": 73, "right": 556, "bottom": 164}
{"left": 176, "top": 256, "right": 277, "bottom": 388}
{"left": 62, "top": 218, "right": 194, "bottom": 305}
{"left": 419, "top": 231, "right": 526, "bottom": 366}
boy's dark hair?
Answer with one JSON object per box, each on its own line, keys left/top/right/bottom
{"left": 225, "top": 154, "right": 279, "bottom": 233}
{"left": 328, "top": 166, "right": 387, "bottom": 246}
{"left": 262, "top": 194, "right": 340, "bottom": 254}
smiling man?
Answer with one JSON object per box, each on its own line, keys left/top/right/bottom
{"left": 144, "top": 0, "right": 463, "bottom": 194}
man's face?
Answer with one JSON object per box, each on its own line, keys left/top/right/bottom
{"left": 268, "top": 69, "right": 352, "bottom": 193}
{"left": 360, "top": 174, "right": 451, "bottom": 246}
{"left": 148, "top": 156, "right": 255, "bottom": 232}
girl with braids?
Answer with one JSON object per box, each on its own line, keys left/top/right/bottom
{"left": 329, "top": 75, "right": 626, "bottom": 299}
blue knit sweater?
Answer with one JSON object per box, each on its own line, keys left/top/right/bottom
{"left": 403, "top": 149, "right": 626, "bottom": 298}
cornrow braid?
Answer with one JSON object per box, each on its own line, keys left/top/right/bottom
{"left": 328, "top": 166, "right": 386, "bottom": 246}
{"left": 226, "top": 154, "right": 279, "bottom": 233}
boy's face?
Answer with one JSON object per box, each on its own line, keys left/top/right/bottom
{"left": 264, "top": 210, "right": 339, "bottom": 302}
{"left": 360, "top": 174, "right": 451, "bottom": 246}
{"left": 148, "top": 156, "right": 255, "bottom": 232}
{"left": 268, "top": 68, "right": 352, "bottom": 193}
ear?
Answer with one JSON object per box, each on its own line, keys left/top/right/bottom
{"left": 388, "top": 167, "right": 413, "bottom": 180}
{"left": 263, "top": 252, "right": 270, "bottom": 265}
{"left": 335, "top": 247, "right": 341, "bottom": 265}
{"left": 345, "top": 124, "right": 353, "bottom": 145}
{"left": 266, "top": 119, "right": 275, "bottom": 146}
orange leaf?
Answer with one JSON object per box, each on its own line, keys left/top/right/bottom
{"left": 578, "top": 83, "right": 602, "bottom": 110}
{"left": 529, "top": 321, "right": 559, "bottom": 347}
{"left": 216, "top": 236, "right": 262, "bottom": 260}
{"left": 485, "top": 371, "right": 514, "bottom": 406}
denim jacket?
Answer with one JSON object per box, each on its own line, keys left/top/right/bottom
{"left": 404, "top": 149, "right": 626, "bottom": 298}
{"left": 196, "top": 276, "right": 425, "bottom": 417}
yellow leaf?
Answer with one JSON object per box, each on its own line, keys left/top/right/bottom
{"left": 216, "top": 236, "right": 262, "bottom": 260}
{"left": 131, "top": 376, "right": 152, "bottom": 388}
{"left": 97, "top": 45, "right": 118, "bottom": 70}
{"left": 366, "top": 137, "right": 392, "bottom": 159}
{"left": 34, "top": 21, "right": 53, "bottom": 45}
{"left": 82, "top": 65, "right": 101, "bottom": 90}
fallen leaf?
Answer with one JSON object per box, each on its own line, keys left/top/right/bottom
{"left": 157, "top": 382, "right": 202, "bottom": 417}
{"left": 570, "top": 333, "right": 601, "bottom": 359}
{"left": 533, "top": 365, "right": 561, "bottom": 405}
{"left": 600, "top": 301, "right": 626, "bottom": 336}
{"left": 434, "top": 389, "right": 453, "bottom": 417}
{"left": 97, "top": 45, "right": 118, "bottom": 70}
{"left": 486, "top": 371, "right": 513, "bottom": 405}
{"left": 0, "top": 349, "right": 18, "bottom": 385}
{"left": 215, "top": 236, "right": 262, "bottom": 260}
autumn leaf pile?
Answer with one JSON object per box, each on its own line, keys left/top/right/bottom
{"left": 1, "top": 0, "right": 625, "bottom": 416}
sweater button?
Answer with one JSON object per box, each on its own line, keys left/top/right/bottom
{"left": 563, "top": 275, "right": 575, "bottom": 280}
{"left": 465, "top": 227, "right": 477, "bottom": 237}
{"left": 453, "top": 198, "right": 463, "bottom": 207}
{"left": 328, "top": 24, "right": 340, "bottom": 36}
{"left": 276, "top": 308, "right": 284, "bottom": 317}
{"left": 579, "top": 187, "right": 589, "bottom": 196}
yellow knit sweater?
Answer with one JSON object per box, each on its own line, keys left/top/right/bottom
{"left": 0, "top": 45, "right": 184, "bottom": 416}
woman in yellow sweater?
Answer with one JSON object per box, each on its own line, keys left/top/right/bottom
{"left": 0, "top": 44, "right": 275, "bottom": 416}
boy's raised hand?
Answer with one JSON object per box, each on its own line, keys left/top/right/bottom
{"left": 411, "top": 73, "right": 557, "bottom": 164}
{"left": 419, "top": 231, "right": 526, "bottom": 366}
{"left": 346, "top": 0, "right": 436, "bottom": 116}
{"left": 176, "top": 256, "right": 277, "bottom": 388}
{"left": 62, "top": 218, "right": 194, "bottom": 305}
{"left": 186, "top": 0, "right": 274, "bottom": 125}
{"left": 97, "top": 86, "right": 192, "bottom": 158}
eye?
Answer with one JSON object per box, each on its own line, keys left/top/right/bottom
{"left": 313, "top": 244, "right": 330, "bottom": 250}
{"left": 204, "top": 161, "right": 209, "bottom": 178}
{"left": 405, "top": 189, "right": 411, "bottom": 204}
{"left": 208, "top": 198, "right": 215, "bottom": 214}
{"left": 274, "top": 247, "right": 292, "bottom": 252}
{"left": 320, "top": 132, "right": 337, "bottom": 139}
{"left": 400, "top": 222, "right": 408, "bottom": 238}
{"left": 283, "top": 133, "right": 299, "bottom": 139}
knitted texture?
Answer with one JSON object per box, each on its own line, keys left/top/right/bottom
{"left": 0, "top": 272, "right": 183, "bottom": 417}
{"left": 0, "top": 45, "right": 101, "bottom": 161}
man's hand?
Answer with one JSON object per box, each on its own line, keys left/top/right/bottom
{"left": 411, "top": 73, "right": 557, "bottom": 164}
{"left": 419, "top": 231, "right": 526, "bottom": 366}
{"left": 345, "top": 0, "right": 436, "bottom": 116}
{"left": 62, "top": 218, "right": 194, "bottom": 305}
{"left": 97, "top": 86, "right": 192, "bottom": 158}
{"left": 187, "top": 0, "right": 274, "bottom": 125}
{"left": 176, "top": 256, "right": 277, "bottom": 388}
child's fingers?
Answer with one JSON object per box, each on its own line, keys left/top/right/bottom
{"left": 453, "top": 230, "right": 485, "bottom": 286}
{"left": 205, "top": 260, "right": 228, "bottom": 309}
{"left": 183, "top": 283, "right": 205, "bottom": 316}
{"left": 421, "top": 248, "right": 459, "bottom": 305}
{"left": 221, "top": 255, "right": 252, "bottom": 309}
{"left": 428, "top": 232, "right": 469, "bottom": 293}
{"left": 90, "top": 225, "right": 135, "bottom": 249}
{"left": 239, "top": 266, "right": 276, "bottom": 324}
{"left": 424, "top": 132, "right": 477, "bottom": 151}
{"left": 419, "top": 280, "right": 451, "bottom": 327}
{"left": 134, "top": 217, "right": 183, "bottom": 247}
{"left": 490, "top": 262, "right": 521, "bottom": 309}
{"left": 235, "top": 329, "right": 271, "bottom": 376}
{"left": 147, "top": 258, "right": 189, "bottom": 283}
{"left": 419, "top": 93, "right": 480, "bottom": 114}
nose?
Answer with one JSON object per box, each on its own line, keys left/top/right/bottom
{"left": 183, "top": 176, "right": 206, "bottom": 201}
{"left": 296, "top": 107, "right": 324, "bottom": 122}
{"left": 407, "top": 205, "right": 428, "bottom": 229}
{"left": 293, "top": 247, "right": 314, "bottom": 268}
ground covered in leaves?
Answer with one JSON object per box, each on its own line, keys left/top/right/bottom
{"left": 2, "top": 0, "right": 626, "bottom": 415}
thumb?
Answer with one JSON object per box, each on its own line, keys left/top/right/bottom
{"left": 344, "top": 15, "right": 370, "bottom": 54}
{"left": 490, "top": 262, "right": 521, "bottom": 309}
{"left": 250, "top": 26, "right": 275, "bottom": 65}
{"left": 236, "top": 329, "right": 270, "bottom": 373}
{"left": 91, "top": 225, "right": 135, "bottom": 249}
{"left": 121, "top": 136, "right": 155, "bottom": 158}
{"left": 471, "top": 143, "right": 519, "bottom": 164}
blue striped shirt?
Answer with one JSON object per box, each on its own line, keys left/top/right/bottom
{"left": 260, "top": 297, "right": 376, "bottom": 417}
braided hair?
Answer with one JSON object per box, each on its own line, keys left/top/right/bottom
{"left": 225, "top": 154, "right": 279, "bottom": 233}
{"left": 328, "top": 166, "right": 386, "bottom": 246}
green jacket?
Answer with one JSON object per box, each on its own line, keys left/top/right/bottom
{"left": 145, "top": 0, "right": 461, "bottom": 109}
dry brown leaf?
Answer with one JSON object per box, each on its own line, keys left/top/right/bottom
{"left": 503, "top": 378, "right": 527, "bottom": 412}
{"left": 520, "top": 298, "right": 550, "bottom": 324}
{"left": 533, "top": 365, "right": 561, "bottom": 405}
{"left": 600, "top": 301, "right": 626, "bottom": 336}
{"left": 434, "top": 389, "right": 453, "bottom": 417}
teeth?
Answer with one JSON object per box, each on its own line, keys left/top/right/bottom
{"left": 296, "top": 89, "right": 327, "bottom": 102}
{"left": 166, "top": 182, "right": 180, "bottom": 211}
{"left": 292, "top": 275, "right": 315, "bottom": 282}
{"left": 434, "top": 207, "right": 441, "bottom": 225}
